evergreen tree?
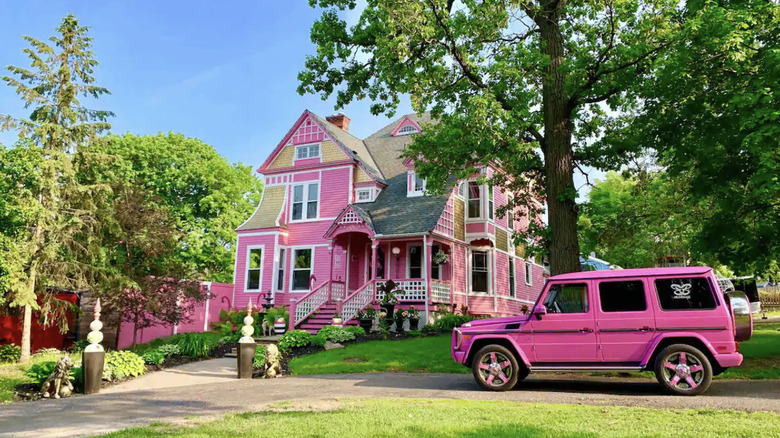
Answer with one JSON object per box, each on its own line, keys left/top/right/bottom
{"left": 0, "top": 14, "right": 113, "bottom": 362}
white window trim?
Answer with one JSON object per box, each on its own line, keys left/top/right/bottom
{"left": 290, "top": 181, "right": 320, "bottom": 222}
{"left": 396, "top": 124, "right": 419, "bottom": 136}
{"left": 509, "top": 258, "right": 516, "bottom": 298}
{"left": 355, "top": 188, "right": 373, "bottom": 203}
{"left": 293, "top": 142, "right": 322, "bottom": 162}
{"left": 456, "top": 181, "right": 466, "bottom": 199}
{"left": 273, "top": 246, "right": 286, "bottom": 293}
{"left": 466, "top": 181, "right": 483, "bottom": 220}
{"left": 469, "top": 247, "right": 492, "bottom": 294}
{"left": 487, "top": 185, "right": 495, "bottom": 222}
{"left": 289, "top": 246, "right": 316, "bottom": 292}
{"left": 407, "top": 171, "right": 426, "bottom": 197}
{"left": 406, "top": 244, "right": 424, "bottom": 279}
{"left": 244, "top": 244, "right": 265, "bottom": 293}
{"left": 525, "top": 261, "right": 533, "bottom": 286}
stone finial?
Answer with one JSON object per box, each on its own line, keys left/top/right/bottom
{"left": 239, "top": 300, "right": 255, "bottom": 343}
{"left": 84, "top": 298, "right": 104, "bottom": 353}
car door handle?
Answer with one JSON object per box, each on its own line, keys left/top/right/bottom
{"left": 639, "top": 326, "right": 654, "bottom": 332}
{"left": 579, "top": 328, "right": 594, "bottom": 333}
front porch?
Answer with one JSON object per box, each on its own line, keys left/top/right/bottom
{"left": 288, "top": 214, "right": 456, "bottom": 331}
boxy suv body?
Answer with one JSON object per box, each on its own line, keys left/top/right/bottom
{"left": 451, "top": 267, "right": 752, "bottom": 395}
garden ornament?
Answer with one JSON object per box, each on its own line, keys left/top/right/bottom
{"left": 264, "top": 343, "right": 282, "bottom": 378}
{"left": 239, "top": 301, "right": 255, "bottom": 343}
{"left": 41, "top": 356, "right": 74, "bottom": 399}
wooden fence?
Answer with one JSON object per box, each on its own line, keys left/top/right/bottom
{"left": 760, "top": 288, "right": 780, "bottom": 309}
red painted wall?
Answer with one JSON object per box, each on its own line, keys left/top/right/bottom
{"left": 0, "top": 293, "right": 79, "bottom": 351}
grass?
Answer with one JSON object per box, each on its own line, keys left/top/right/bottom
{"left": 102, "top": 398, "right": 780, "bottom": 438}
{"left": 291, "top": 325, "right": 780, "bottom": 380}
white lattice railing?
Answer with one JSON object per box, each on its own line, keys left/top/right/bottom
{"left": 331, "top": 281, "right": 346, "bottom": 300}
{"left": 431, "top": 280, "right": 451, "bottom": 303}
{"left": 341, "top": 281, "right": 374, "bottom": 323}
{"left": 376, "top": 279, "right": 427, "bottom": 301}
{"left": 292, "top": 282, "right": 330, "bottom": 328}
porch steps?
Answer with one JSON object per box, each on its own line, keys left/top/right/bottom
{"left": 297, "top": 302, "right": 357, "bottom": 334}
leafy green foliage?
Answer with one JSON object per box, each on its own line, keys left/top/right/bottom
{"left": 70, "top": 339, "right": 90, "bottom": 353}
{"left": 431, "top": 314, "right": 476, "bottom": 333}
{"left": 408, "top": 330, "right": 422, "bottom": 338}
{"left": 0, "top": 344, "right": 21, "bottom": 363}
{"left": 316, "top": 326, "right": 355, "bottom": 343}
{"left": 175, "top": 332, "right": 219, "bottom": 358}
{"left": 343, "top": 326, "right": 365, "bottom": 338}
{"left": 141, "top": 349, "right": 165, "bottom": 366}
{"left": 156, "top": 344, "right": 181, "bottom": 358}
{"left": 253, "top": 345, "right": 267, "bottom": 369}
{"left": 264, "top": 307, "right": 289, "bottom": 326}
{"left": 24, "top": 361, "right": 59, "bottom": 386}
{"left": 277, "top": 330, "right": 313, "bottom": 352}
{"left": 104, "top": 351, "right": 146, "bottom": 381}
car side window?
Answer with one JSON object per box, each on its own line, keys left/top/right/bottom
{"left": 543, "top": 283, "right": 588, "bottom": 313}
{"left": 655, "top": 277, "right": 716, "bottom": 311}
{"left": 599, "top": 281, "right": 647, "bottom": 312}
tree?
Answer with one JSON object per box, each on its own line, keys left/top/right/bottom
{"left": 578, "top": 171, "right": 706, "bottom": 269}
{"left": 88, "top": 133, "right": 263, "bottom": 283}
{"left": 299, "top": 0, "right": 682, "bottom": 274}
{"left": 597, "top": 0, "right": 780, "bottom": 276}
{"left": 0, "top": 14, "right": 113, "bottom": 362}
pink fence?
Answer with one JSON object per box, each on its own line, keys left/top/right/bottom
{"left": 117, "top": 282, "right": 233, "bottom": 349}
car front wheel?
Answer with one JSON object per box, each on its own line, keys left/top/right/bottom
{"left": 472, "top": 345, "right": 521, "bottom": 391}
{"left": 653, "top": 344, "right": 713, "bottom": 396}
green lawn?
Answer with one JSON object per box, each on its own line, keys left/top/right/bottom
{"left": 102, "top": 398, "right": 780, "bottom": 438}
{"left": 291, "top": 325, "right": 780, "bottom": 379}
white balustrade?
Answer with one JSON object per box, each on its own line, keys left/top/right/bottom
{"left": 331, "top": 281, "right": 346, "bottom": 299}
{"left": 375, "top": 280, "right": 427, "bottom": 301}
{"left": 341, "top": 282, "right": 374, "bottom": 323}
{"left": 294, "top": 282, "right": 330, "bottom": 326}
{"left": 431, "top": 280, "right": 451, "bottom": 303}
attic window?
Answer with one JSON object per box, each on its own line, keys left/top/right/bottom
{"left": 396, "top": 125, "right": 419, "bottom": 136}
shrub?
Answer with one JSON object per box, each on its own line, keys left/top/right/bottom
{"left": 70, "top": 339, "right": 90, "bottom": 353}
{"left": 408, "top": 329, "right": 422, "bottom": 337}
{"left": 310, "top": 333, "right": 327, "bottom": 347}
{"left": 25, "top": 361, "right": 57, "bottom": 385}
{"left": 264, "top": 306, "right": 289, "bottom": 326}
{"left": 253, "top": 345, "right": 267, "bottom": 369}
{"left": 0, "top": 343, "right": 21, "bottom": 363}
{"left": 141, "top": 349, "right": 165, "bottom": 366}
{"left": 219, "top": 333, "right": 241, "bottom": 345}
{"left": 317, "top": 326, "right": 355, "bottom": 343}
{"left": 421, "top": 324, "right": 438, "bottom": 336}
{"left": 343, "top": 326, "right": 366, "bottom": 337}
{"left": 432, "top": 313, "right": 476, "bottom": 332}
{"left": 33, "top": 348, "right": 63, "bottom": 357}
{"left": 105, "top": 350, "right": 146, "bottom": 381}
{"left": 277, "top": 330, "right": 312, "bottom": 352}
{"left": 157, "top": 344, "right": 181, "bottom": 358}
{"left": 176, "top": 332, "right": 219, "bottom": 358}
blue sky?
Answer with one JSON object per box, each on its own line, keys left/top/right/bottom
{"left": 0, "top": 1, "right": 597, "bottom": 198}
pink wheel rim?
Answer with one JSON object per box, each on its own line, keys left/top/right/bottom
{"left": 477, "top": 351, "right": 513, "bottom": 387}
{"left": 661, "top": 351, "right": 705, "bottom": 391}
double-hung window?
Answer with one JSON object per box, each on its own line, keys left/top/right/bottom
{"left": 488, "top": 186, "right": 494, "bottom": 220}
{"left": 507, "top": 197, "right": 514, "bottom": 230}
{"left": 408, "top": 245, "right": 423, "bottom": 278}
{"left": 356, "top": 189, "right": 371, "bottom": 202}
{"left": 471, "top": 250, "right": 489, "bottom": 293}
{"left": 509, "top": 259, "right": 516, "bottom": 297}
{"left": 408, "top": 172, "right": 425, "bottom": 196}
{"left": 291, "top": 248, "right": 313, "bottom": 291}
{"left": 275, "top": 248, "right": 286, "bottom": 291}
{"left": 291, "top": 182, "right": 319, "bottom": 221}
{"left": 295, "top": 143, "right": 320, "bottom": 160}
{"left": 431, "top": 245, "right": 441, "bottom": 280}
{"left": 525, "top": 261, "right": 533, "bottom": 286}
{"left": 467, "top": 182, "right": 481, "bottom": 218}
{"left": 246, "top": 247, "right": 263, "bottom": 291}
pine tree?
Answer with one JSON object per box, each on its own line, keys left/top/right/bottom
{"left": 0, "top": 14, "right": 113, "bottom": 362}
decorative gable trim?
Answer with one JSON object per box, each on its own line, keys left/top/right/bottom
{"left": 323, "top": 205, "right": 375, "bottom": 239}
{"left": 391, "top": 115, "right": 423, "bottom": 137}
{"left": 259, "top": 110, "right": 341, "bottom": 173}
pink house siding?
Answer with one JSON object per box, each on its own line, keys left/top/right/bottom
{"left": 234, "top": 233, "right": 276, "bottom": 309}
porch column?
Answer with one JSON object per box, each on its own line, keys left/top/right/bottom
{"left": 327, "top": 240, "right": 334, "bottom": 301}
{"left": 371, "top": 240, "right": 378, "bottom": 302}
{"left": 424, "top": 235, "right": 432, "bottom": 323}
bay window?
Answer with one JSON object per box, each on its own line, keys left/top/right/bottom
{"left": 467, "top": 182, "right": 481, "bottom": 218}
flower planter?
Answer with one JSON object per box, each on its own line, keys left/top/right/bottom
{"left": 394, "top": 318, "right": 406, "bottom": 333}
{"left": 409, "top": 317, "right": 420, "bottom": 331}
{"left": 274, "top": 317, "right": 286, "bottom": 335}
{"left": 382, "top": 304, "right": 396, "bottom": 319}
{"left": 331, "top": 317, "right": 343, "bottom": 327}
{"left": 358, "top": 318, "right": 373, "bottom": 333}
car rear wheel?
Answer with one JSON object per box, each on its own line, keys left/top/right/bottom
{"left": 654, "top": 344, "right": 713, "bottom": 396}
{"left": 472, "top": 345, "right": 520, "bottom": 391}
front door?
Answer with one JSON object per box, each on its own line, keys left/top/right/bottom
{"left": 594, "top": 278, "right": 656, "bottom": 363}
{"left": 530, "top": 282, "right": 599, "bottom": 363}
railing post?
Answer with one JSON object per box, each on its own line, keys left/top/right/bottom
{"left": 288, "top": 298, "right": 297, "bottom": 331}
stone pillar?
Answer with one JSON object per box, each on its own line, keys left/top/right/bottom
{"left": 237, "top": 302, "right": 257, "bottom": 379}
{"left": 82, "top": 298, "right": 105, "bottom": 395}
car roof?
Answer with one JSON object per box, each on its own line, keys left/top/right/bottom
{"left": 550, "top": 266, "right": 712, "bottom": 281}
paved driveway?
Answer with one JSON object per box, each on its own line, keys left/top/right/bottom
{"left": 2, "top": 359, "right": 780, "bottom": 437}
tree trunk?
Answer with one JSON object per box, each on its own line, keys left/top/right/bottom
{"left": 18, "top": 304, "right": 32, "bottom": 363}
{"left": 539, "top": 12, "right": 581, "bottom": 276}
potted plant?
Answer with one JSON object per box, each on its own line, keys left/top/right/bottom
{"left": 432, "top": 249, "right": 450, "bottom": 265}
{"left": 407, "top": 306, "right": 420, "bottom": 331}
{"left": 357, "top": 305, "right": 376, "bottom": 333}
{"left": 331, "top": 312, "right": 343, "bottom": 327}
{"left": 380, "top": 280, "right": 401, "bottom": 318}
{"left": 393, "top": 308, "right": 408, "bottom": 333}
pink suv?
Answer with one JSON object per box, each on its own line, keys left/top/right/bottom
{"left": 451, "top": 267, "right": 752, "bottom": 395}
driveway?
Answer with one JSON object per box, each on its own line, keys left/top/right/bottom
{"left": 2, "top": 362, "right": 780, "bottom": 437}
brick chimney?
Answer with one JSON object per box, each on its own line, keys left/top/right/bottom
{"left": 326, "top": 113, "right": 350, "bottom": 131}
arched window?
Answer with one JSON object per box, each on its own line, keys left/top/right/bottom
{"left": 397, "top": 124, "right": 418, "bottom": 135}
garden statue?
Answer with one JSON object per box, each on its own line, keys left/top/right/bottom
{"left": 41, "top": 356, "right": 74, "bottom": 399}
{"left": 264, "top": 344, "right": 282, "bottom": 378}
{"left": 261, "top": 319, "right": 274, "bottom": 337}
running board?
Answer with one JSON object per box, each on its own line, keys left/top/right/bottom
{"left": 529, "top": 365, "right": 644, "bottom": 372}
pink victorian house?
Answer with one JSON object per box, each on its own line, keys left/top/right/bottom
{"left": 232, "top": 110, "right": 546, "bottom": 333}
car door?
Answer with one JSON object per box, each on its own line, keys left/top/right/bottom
{"left": 595, "top": 278, "right": 656, "bottom": 364}
{"left": 530, "top": 281, "right": 599, "bottom": 363}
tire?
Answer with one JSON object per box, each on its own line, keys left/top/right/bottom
{"left": 653, "top": 344, "right": 713, "bottom": 396}
{"left": 471, "top": 345, "right": 521, "bottom": 391}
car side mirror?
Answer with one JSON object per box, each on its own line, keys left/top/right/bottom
{"left": 532, "top": 304, "right": 547, "bottom": 320}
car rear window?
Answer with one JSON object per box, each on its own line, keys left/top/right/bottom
{"left": 599, "top": 280, "right": 647, "bottom": 312}
{"left": 655, "top": 277, "right": 716, "bottom": 311}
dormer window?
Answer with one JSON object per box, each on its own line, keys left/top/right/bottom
{"left": 355, "top": 188, "right": 374, "bottom": 203}
{"left": 295, "top": 143, "right": 320, "bottom": 161}
{"left": 407, "top": 171, "right": 426, "bottom": 197}
{"left": 397, "top": 125, "right": 419, "bottom": 136}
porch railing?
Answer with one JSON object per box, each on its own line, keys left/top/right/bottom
{"left": 375, "top": 279, "right": 427, "bottom": 301}
{"left": 290, "top": 281, "right": 330, "bottom": 330}
{"left": 340, "top": 281, "right": 374, "bottom": 323}
{"left": 431, "top": 280, "right": 451, "bottom": 303}
{"left": 330, "top": 281, "right": 346, "bottom": 300}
